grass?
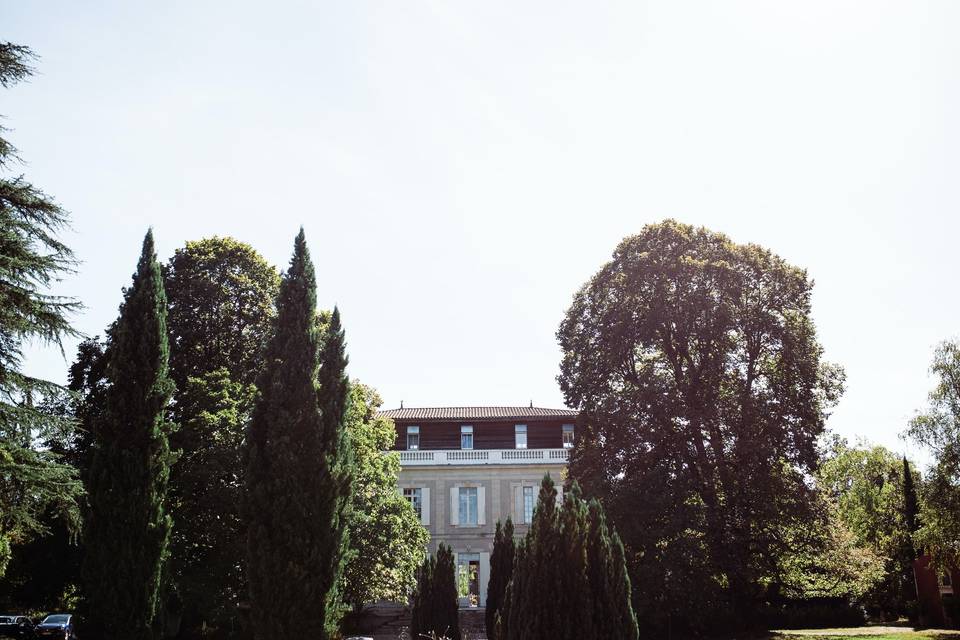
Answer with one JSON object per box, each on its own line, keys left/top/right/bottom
{"left": 771, "top": 628, "right": 960, "bottom": 640}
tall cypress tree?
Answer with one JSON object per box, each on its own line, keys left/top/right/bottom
{"left": 586, "top": 499, "right": 638, "bottom": 640}
{"left": 315, "top": 306, "right": 354, "bottom": 634}
{"left": 82, "top": 230, "right": 176, "bottom": 640}
{"left": 508, "top": 474, "right": 563, "bottom": 640}
{"left": 410, "top": 543, "right": 460, "bottom": 640}
{"left": 558, "top": 483, "right": 593, "bottom": 640}
{"left": 245, "top": 229, "right": 351, "bottom": 640}
{"left": 432, "top": 543, "right": 461, "bottom": 640}
{"left": 486, "top": 518, "right": 516, "bottom": 640}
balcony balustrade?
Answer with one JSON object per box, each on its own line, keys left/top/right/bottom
{"left": 394, "top": 447, "right": 569, "bottom": 466}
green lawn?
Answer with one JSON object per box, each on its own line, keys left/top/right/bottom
{"left": 772, "top": 627, "right": 960, "bottom": 640}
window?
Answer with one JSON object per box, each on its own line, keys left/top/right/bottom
{"left": 523, "top": 485, "right": 535, "bottom": 523}
{"left": 943, "top": 573, "right": 953, "bottom": 587}
{"left": 403, "top": 488, "right": 422, "bottom": 520}
{"left": 460, "top": 425, "right": 474, "bottom": 449}
{"left": 515, "top": 424, "right": 527, "bottom": 449}
{"left": 562, "top": 424, "right": 575, "bottom": 449}
{"left": 459, "top": 487, "right": 478, "bottom": 525}
{"left": 407, "top": 426, "right": 420, "bottom": 450}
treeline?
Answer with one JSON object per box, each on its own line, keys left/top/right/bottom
{"left": 0, "top": 41, "right": 427, "bottom": 640}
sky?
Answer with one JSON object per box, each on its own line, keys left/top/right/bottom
{"left": 5, "top": 1, "right": 959, "bottom": 464}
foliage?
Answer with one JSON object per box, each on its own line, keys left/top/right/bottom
{"left": 315, "top": 306, "right": 354, "bottom": 635}
{"left": 411, "top": 543, "right": 460, "bottom": 640}
{"left": 503, "top": 475, "right": 638, "bottom": 640}
{"left": 170, "top": 368, "right": 255, "bottom": 632}
{"left": 485, "top": 518, "right": 515, "bottom": 640}
{"left": 82, "top": 230, "right": 176, "bottom": 640}
{"left": 341, "top": 382, "right": 427, "bottom": 611}
{"left": 0, "top": 41, "right": 83, "bottom": 579}
{"left": 244, "top": 229, "right": 352, "bottom": 640}
{"left": 163, "top": 236, "right": 278, "bottom": 635}
{"left": 775, "top": 499, "right": 886, "bottom": 602}
{"left": 557, "top": 220, "right": 844, "bottom": 632}
{"left": 907, "top": 340, "right": 960, "bottom": 567}
{"left": 817, "top": 439, "right": 918, "bottom": 617}
{"left": 164, "top": 236, "right": 279, "bottom": 390}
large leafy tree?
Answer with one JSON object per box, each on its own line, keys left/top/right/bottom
{"left": 340, "top": 382, "right": 427, "bottom": 616}
{"left": 817, "top": 439, "right": 919, "bottom": 617}
{"left": 244, "top": 229, "right": 352, "bottom": 640}
{"left": 558, "top": 220, "right": 844, "bottom": 631}
{"left": 82, "top": 230, "right": 176, "bottom": 640}
{"left": 0, "top": 42, "right": 83, "bottom": 579}
{"left": 162, "top": 237, "right": 279, "bottom": 634}
{"left": 906, "top": 340, "right": 960, "bottom": 566}
{"left": 164, "top": 237, "right": 279, "bottom": 389}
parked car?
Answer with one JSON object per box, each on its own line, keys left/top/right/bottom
{"left": 34, "top": 615, "right": 77, "bottom": 639}
{"left": 0, "top": 615, "right": 35, "bottom": 639}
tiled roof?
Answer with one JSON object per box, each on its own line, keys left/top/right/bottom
{"left": 377, "top": 406, "right": 579, "bottom": 422}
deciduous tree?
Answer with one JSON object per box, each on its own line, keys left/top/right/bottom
{"left": 340, "top": 383, "right": 427, "bottom": 616}
{"left": 907, "top": 340, "right": 960, "bottom": 566}
{"left": 558, "top": 220, "right": 844, "bottom": 631}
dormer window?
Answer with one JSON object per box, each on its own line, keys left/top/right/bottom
{"left": 562, "top": 424, "right": 575, "bottom": 449}
{"left": 407, "top": 425, "right": 420, "bottom": 450}
{"left": 460, "top": 425, "right": 474, "bottom": 450}
{"left": 515, "top": 424, "right": 528, "bottom": 449}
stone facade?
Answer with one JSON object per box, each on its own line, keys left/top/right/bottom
{"left": 380, "top": 406, "right": 578, "bottom": 608}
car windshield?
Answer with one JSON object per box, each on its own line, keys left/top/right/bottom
{"left": 0, "top": 617, "right": 13, "bottom": 623}
{"left": 43, "top": 615, "right": 69, "bottom": 624}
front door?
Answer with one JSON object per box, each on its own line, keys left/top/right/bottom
{"left": 457, "top": 553, "right": 481, "bottom": 606}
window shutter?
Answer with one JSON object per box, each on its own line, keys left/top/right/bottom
{"left": 450, "top": 486, "right": 458, "bottom": 526}
{"left": 421, "top": 487, "right": 431, "bottom": 526}
{"left": 478, "top": 485, "right": 486, "bottom": 526}
{"left": 513, "top": 485, "right": 523, "bottom": 523}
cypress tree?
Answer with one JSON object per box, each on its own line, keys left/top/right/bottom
{"left": 82, "top": 229, "right": 176, "bottom": 640}
{"left": 486, "top": 518, "right": 516, "bottom": 640}
{"left": 433, "top": 543, "right": 461, "bottom": 640}
{"left": 411, "top": 544, "right": 460, "bottom": 640}
{"left": 244, "top": 229, "right": 351, "bottom": 640}
{"left": 410, "top": 552, "right": 435, "bottom": 640}
{"left": 316, "top": 307, "right": 354, "bottom": 634}
{"left": 510, "top": 474, "right": 562, "bottom": 640}
{"left": 558, "top": 483, "right": 592, "bottom": 640}
{"left": 609, "top": 530, "right": 639, "bottom": 640}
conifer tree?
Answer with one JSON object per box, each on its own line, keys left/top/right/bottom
{"left": 558, "top": 483, "right": 593, "bottom": 640}
{"left": 486, "top": 518, "right": 516, "bottom": 640}
{"left": 508, "top": 474, "right": 562, "bottom": 640}
{"left": 315, "top": 307, "right": 354, "bottom": 634}
{"left": 244, "top": 229, "right": 352, "bottom": 640}
{"left": 410, "top": 552, "right": 435, "bottom": 640}
{"left": 0, "top": 41, "right": 83, "bottom": 578}
{"left": 410, "top": 543, "right": 460, "bottom": 640}
{"left": 82, "top": 230, "right": 176, "bottom": 640}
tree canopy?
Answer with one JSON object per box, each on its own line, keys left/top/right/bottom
{"left": 82, "top": 230, "right": 176, "bottom": 640}
{"left": 0, "top": 41, "right": 83, "bottom": 578}
{"left": 907, "top": 340, "right": 960, "bottom": 566}
{"left": 340, "top": 382, "right": 427, "bottom": 613}
{"left": 244, "top": 229, "right": 353, "bottom": 640}
{"left": 558, "top": 220, "right": 844, "bottom": 632}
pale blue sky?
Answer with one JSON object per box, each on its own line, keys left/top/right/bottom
{"left": 6, "top": 1, "right": 958, "bottom": 461}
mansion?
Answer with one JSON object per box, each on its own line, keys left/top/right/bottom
{"left": 378, "top": 406, "right": 578, "bottom": 608}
